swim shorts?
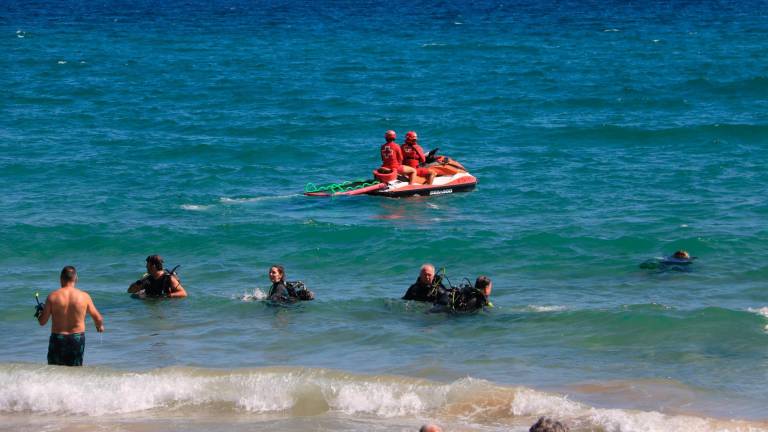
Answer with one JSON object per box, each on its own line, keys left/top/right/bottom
{"left": 416, "top": 167, "right": 432, "bottom": 177}
{"left": 47, "top": 332, "right": 85, "bottom": 366}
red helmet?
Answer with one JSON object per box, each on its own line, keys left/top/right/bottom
{"left": 405, "top": 131, "right": 418, "bottom": 142}
{"left": 384, "top": 130, "right": 396, "bottom": 140}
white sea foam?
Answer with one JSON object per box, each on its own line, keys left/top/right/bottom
{"left": 525, "top": 305, "right": 567, "bottom": 312}
{"left": 180, "top": 204, "right": 211, "bottom": 211}
{"left": 0, "top": 365, "right": 765, "bottom": 431}
{"left": 238, "top": 288, "right": 267, "bottom": 301}
{"left": 508, "top": 385, "right": 765, "bottom": 432}
{"left": 747, "top": 307, "right": 768, "bottom": 318}
{"left": 746, "top": 307, "right": 768, "bottom": 332}
{"left": 57, "top": 60, "right": 66, "bottom": 64}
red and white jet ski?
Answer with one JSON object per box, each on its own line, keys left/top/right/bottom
{"left": 304, "top": 149, "right": 477, "bottom": 198}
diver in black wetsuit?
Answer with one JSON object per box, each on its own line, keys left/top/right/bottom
{"left": 431, "top": 275, "right": 493, "bottom": 314}
{"left": 267, "top": 265, "right": 314, "bottom": 303}
{"left": 639, "top": 250, "right": 696, "bottom": 271}
{"left": 127, "top": 255, "right": 187, "bottom": 298}
{"left": 402, "top": 263, "right": 447, "bottom": 302}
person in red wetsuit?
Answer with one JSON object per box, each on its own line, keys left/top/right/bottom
{"left": 379, "top": 130, "right": 416, "bottom": 183}
{"left": 401, "top": 131, "right": 436, "bottom": 185}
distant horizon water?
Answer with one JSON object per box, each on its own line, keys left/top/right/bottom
{"left": 2, "top": 1, "right": 768, "bottom": 431}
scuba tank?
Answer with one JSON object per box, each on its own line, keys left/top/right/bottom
{"left": 434, "top": 278, "right": 491, "bottom": 313}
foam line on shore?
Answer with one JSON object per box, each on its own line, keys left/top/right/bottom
{"left": 1, "top": 364, "right": 765, "bottom": 431}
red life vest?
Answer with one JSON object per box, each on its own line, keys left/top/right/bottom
{"left": 380, "top": 141, "right": 403, "bottom": 169}
{"left": 401, "top": 142, "right": 425, "bottom": 168}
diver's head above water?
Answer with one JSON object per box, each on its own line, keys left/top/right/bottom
{"left": 673, "top": 250, "right": 690, "bottom": 260}
{"left": 269, "top": 265, "right": 285, "bottom": 284}
{"left": 418, "top": 263, "right": 436, "bottom": 285}
{"left": 145, "top": 254, "right": 164, "bottom": 273}
{"left": 475, "top": 275, "right": 492, "bottom": 296}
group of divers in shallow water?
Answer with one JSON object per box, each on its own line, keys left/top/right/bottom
{"left": 252, "top": 262, "right": 494, "bottom": 313}
{"left": 130, "top": 255, "right": 495, "bottom": 313}
{"left": 34, "top": 250, "right": 694, "bottom": 369}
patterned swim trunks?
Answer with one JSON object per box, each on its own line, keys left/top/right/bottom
{"left": 47, "top": 332, "right": 85, "bottom": 366}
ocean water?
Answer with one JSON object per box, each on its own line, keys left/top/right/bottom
{"left": 2, "top": 1, "right": 768, "bottom": 431}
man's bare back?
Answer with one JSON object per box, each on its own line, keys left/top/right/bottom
{"left": 39, "top": 287, "right": 104, "bottom": 334}
{"left": 38, "top": 266, "right": 104, "bottom": 366}
{"left": 38, "top": 267, "right": 104, "bottom": 334}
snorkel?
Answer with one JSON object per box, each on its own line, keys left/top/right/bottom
{"left": 34, "top": 292, "right": 44, "bottom": 318}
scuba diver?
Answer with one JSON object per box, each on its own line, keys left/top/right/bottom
{"left": 402, "top": 263, "right": 446, "bottom": 303}
{"left": 639, "top": 250, "right": 696, "bottom": 272}
{"left": 267, "top": 264, "right": 315, "bottom": 303}
{"left": 430, "top": 275, "right": 493, "bottom": 314}
{"left": 127, "top": 255, "right": 187, "bottom": 298}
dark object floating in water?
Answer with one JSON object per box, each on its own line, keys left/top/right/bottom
{"left": 640, "top": 254, "right": 696, "bottom": 271}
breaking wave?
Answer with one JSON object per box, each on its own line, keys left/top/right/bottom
{"left": 1, "top": 364, "right": 765, "bottom": 431}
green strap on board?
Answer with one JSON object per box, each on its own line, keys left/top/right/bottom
{"left": 305, "top": 179, "right": 380, "bottom": 194}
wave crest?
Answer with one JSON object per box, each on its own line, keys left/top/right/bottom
{"left": 1, "top": 365, "right": 766, "bottom": 431}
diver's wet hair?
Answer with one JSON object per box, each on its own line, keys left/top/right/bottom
{"left": 270, "top": 264, "right": 285, "bottom": 282}
{"left": 60, "top": 266, "right": 77, "bottom": 283}
{"left": 146, "top": 255, "right": 164, "bottom": 270}
{"left": 529, "top": 417, "right": 569, "bottom": 432}
{"left": 475, "top": 275, "right": 491, "bottom": 290}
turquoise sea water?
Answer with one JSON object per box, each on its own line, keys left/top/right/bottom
{"left": 2, "top": 1, "right": 768, "bottom": 431}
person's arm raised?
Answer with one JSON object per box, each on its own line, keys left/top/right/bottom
{"left": 417, "top": 145, "right": 427, "bottom": 164}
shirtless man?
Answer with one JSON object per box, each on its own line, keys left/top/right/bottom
{"left": 37, "top": 266, "right": 104, "bottom": 366}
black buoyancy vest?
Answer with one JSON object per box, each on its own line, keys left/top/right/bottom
{"left": 269, "top": 280, "right": 313, "bottom": 302}
{"left": 439, "top": 285, "right": 487, "bottom": 312}
{"left": 404, "top": 276, "right": 445, "bottom": 302}
{"left": 144, "top": 273, "right": 172, "bottom": 297}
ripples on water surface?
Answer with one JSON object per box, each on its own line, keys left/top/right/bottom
{"left": 2, "top": 1, "right": 768, "bottom": 430}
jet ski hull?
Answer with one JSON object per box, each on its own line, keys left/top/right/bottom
{"left": 368, "top": 173, "right": 477, "bottom": 198}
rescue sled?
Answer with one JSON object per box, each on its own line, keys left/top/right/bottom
{"left": 304, "top": 149, "right": 477, "bottom": 198}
